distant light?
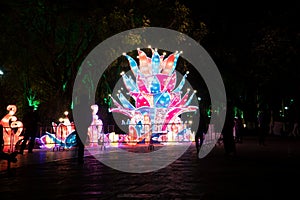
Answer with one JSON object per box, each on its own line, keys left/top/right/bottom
{"left": 197, "top": 97, "right": 201, "bottom": 101}
{"left": 0, "top": 69, "right": 3, "bottom": 75}
{"left": 64, "top": 111, "right": 69, "bottom": 116}
{"left": 284, "top": 106, "right": 288, "bottom": 110}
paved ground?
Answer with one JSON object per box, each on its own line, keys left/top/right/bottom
{"left": 1, "top": 135, "right": 300, "bottom": 200}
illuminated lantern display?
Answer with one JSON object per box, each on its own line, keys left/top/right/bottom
{"left": 109, "top": 48, "right": 199, "bottom": 144}
{"left": 38, "top": 111, "right": 77, "bottom": 149}
{"left": 0, "top": 105, "right": 23, "bottom": 152}
{"left": 87, "top": 104, "right": 105, "bottom": 147}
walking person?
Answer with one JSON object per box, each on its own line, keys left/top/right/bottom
{"left": 73, "top": 94, "right": 92, "bottom": 164}
{"left": 222, "top": 106, "right": 236, "bottom": 157}
{"left": 257, "top": 108, "right": 269, "bottom": 146}
{"left": 195, "top": 111, "right": 208, "bottom": 155}
{"left": 290, "top": 113, "right": 299, "bottom": 138}
{"left": 234, "top": 116, "right": 243, "bottom": 143}
{"left": 0, "top": 123, "right": 3, "bottom": 151}
{"left": 19, "top": 106, "right": 39, "bottom": 154}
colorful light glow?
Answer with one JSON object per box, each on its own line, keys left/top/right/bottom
{"left": 26, "top": 89, "right": 40, "bottom": 110}
{"left": 87, "top": 104, "right": 105, "bottom": 147}
{"left": 0, "top": 105, "right": 24, "bottom": 152}
{"left": 37, "top": 105, "right": 108, "bottom": 149}
{"left": 37, "top": 112, "right": 77, "bottom": 149}
{"left": 109, "top": 48, "right": 199, "bottom": 144}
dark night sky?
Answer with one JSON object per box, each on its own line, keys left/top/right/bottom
{"left": 0, "top": 0, "right": 299, "bottom": 117}
{"left": 183, "top": 1, "right": 298, "bottom": 47}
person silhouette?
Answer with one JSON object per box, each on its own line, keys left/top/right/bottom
{"left": 0, "top": 123, "right": 3, "bottom": 151}
{"left": 19, "top": 106, "right": 39, "bottom": 154}
{"left": 234, "top": 116, "right": 243, "bottom": 143}
{"left": 195, "top": 111, "right": 208, "bottom": 155}
{"left": 257, "top": 109, "right": 269, "bottom": 146}
{"left": 222, "top": 105, "right": 236, "bottom": 157}
{"left": 73, "top": 94, "right": 92, "bottom": 163}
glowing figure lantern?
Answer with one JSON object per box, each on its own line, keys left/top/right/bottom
{"left": 87, "top": 104, "right": 103, "bottom": 147}
{"left": 0, "top": 105, "right": 23, "bottom": 152}
{"left": 37, "top": 111, "right": 77, "bottom": 149}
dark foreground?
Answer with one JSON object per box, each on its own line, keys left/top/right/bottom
{"left": 0, "top": 135, "right": 300, "bottom": 200}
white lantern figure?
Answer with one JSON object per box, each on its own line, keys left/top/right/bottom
{"left": 87, "top": 104, "right": 103, "bottom": 147}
